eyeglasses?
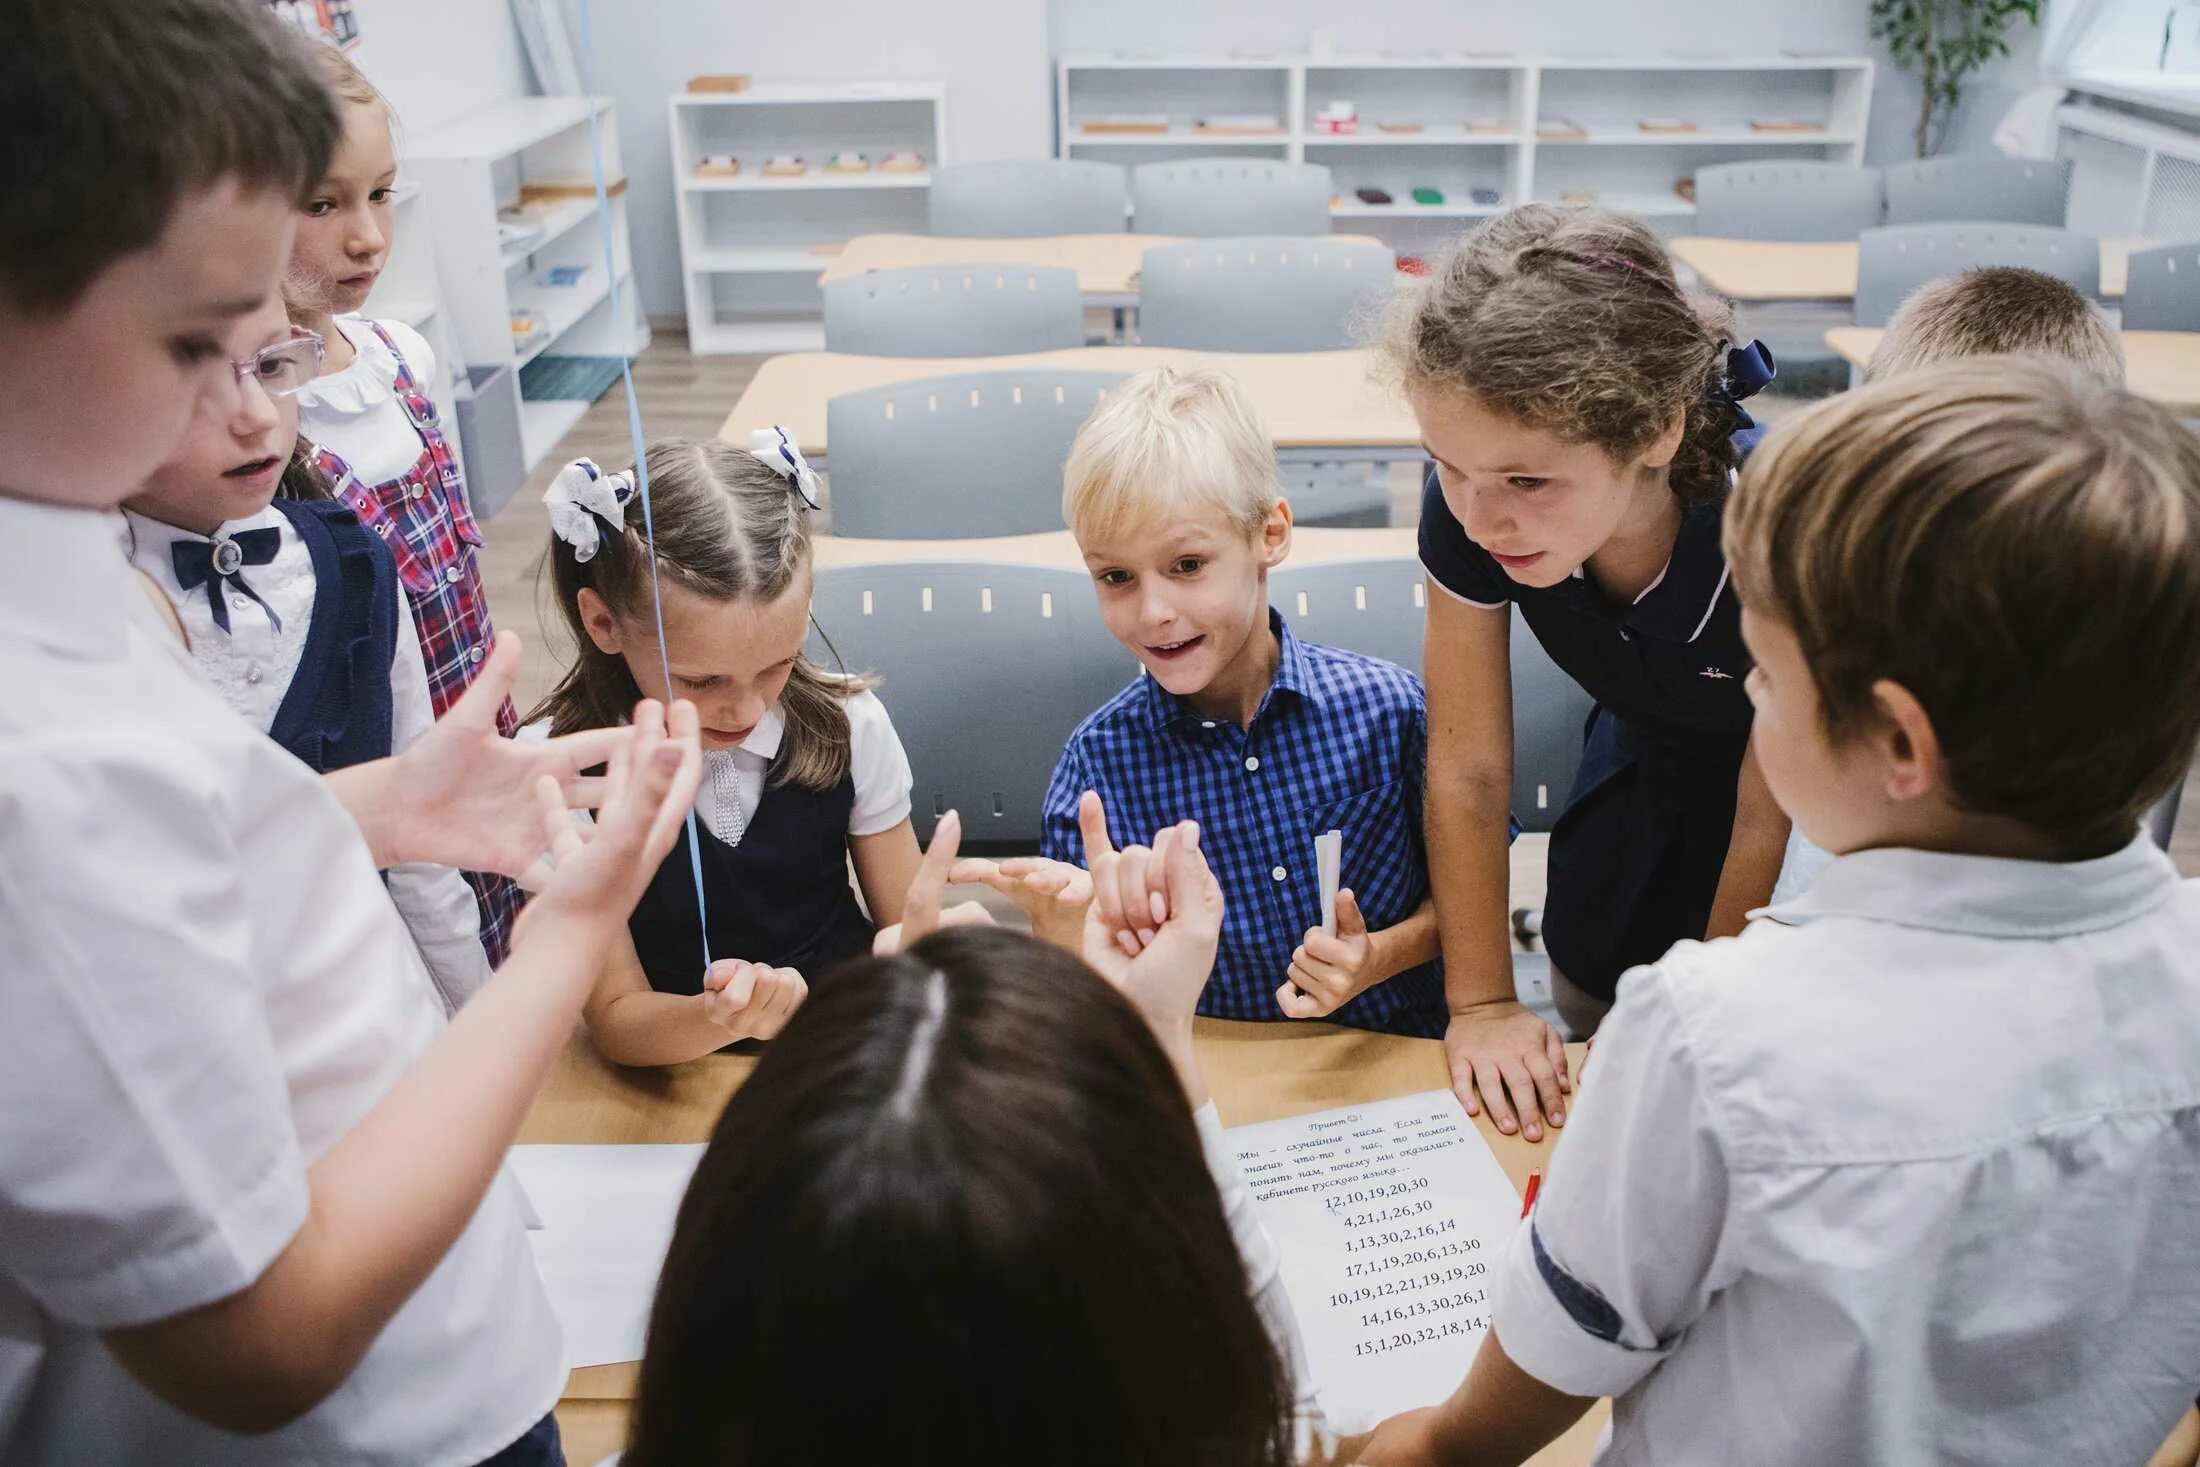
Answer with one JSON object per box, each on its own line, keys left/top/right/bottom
{"left": 230, "top": 328, "right": 325, "bottom": 399}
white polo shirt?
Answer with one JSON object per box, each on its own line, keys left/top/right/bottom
{"left": 1495, "top": 837, "right": 2200, "bottom": 1465}
{"left": 0, "top": 496, "right": 560, "bottom": 1464}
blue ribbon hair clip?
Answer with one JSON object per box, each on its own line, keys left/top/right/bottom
{"left": 1711, "top": 339, "right": 1777, "bottom": 431}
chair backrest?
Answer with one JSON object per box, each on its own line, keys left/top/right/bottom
{"left": 821, "top": 264, "right": 1085, "bottom": 357}
{"left": 1692, "top": 162, "right": 1884, "bottom": 241}
{"left": 1269, "top": 558, "right": 1593, "bottom": 832}
{"left": 824, "top": 369, "right": 1126, "bottom": 538}
{"left": 929, "top": 159, "right": 1129, "bottom": 237}
{"left": 806, "top": 562, "right": 1134, "bottom": 845}
{"left": 1854, "top": 224, "right": 2101, "bottom": 327}
{"left": 1131, "top": 158, "right": 1333, "bottom": 237}
{"left": 1136, "top": 236, "right": 1396, "bottom": 352}
{"left": 2120, "top": 242, "right": 2200, "bottom": 332}
{"left": 1881, "top": 155, "right": 2070, "bottom": 227}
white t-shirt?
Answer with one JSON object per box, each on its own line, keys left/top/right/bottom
{"left": 0, "top": 497, "right": 559, "bottom": 1464}
{"left": 1494, "top": 837, "right": 2200, "bottom": 1465}
{"left": 293, "top": 316, "right": 438, "bottom": 488}
{"left": 120, "top": 505, "right": 491, "bottom": 1011}
{"left": 693, "top": 689, "right": 913, "bottom": 846}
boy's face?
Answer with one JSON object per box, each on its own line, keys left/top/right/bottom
{"left": 583, "top": 575, "right": 811, "bottom": 753}
{"left": 288, "top": 102, "right": 396, "bottom": 318}
{"left": 0, "top": 180, "right": 296, "bottom": 509}
{"left": 1740, "top": 606, "right": 1893, "bottom": 856}
{"left": 1080, "top": 503, "right": 1290, "bottom": 703}
{"left": 125, "top": 299, "right": 304, "bottom": 537}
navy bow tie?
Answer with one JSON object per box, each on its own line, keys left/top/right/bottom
{"left": 171, "top": 528, "right": 283, "bottom": 636}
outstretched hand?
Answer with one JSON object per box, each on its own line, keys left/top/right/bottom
{"left": 947, "top": 853, "right": 1092, "bottom": 951}
{"left": 1074, "top": 792, "right": 1223, "bottom": 1069}
{"left": 871, "top": 811, "right": 997, "bottom": 956}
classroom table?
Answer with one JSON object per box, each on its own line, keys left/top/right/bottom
{"left": 1824, "top": 326, "right": 2200, "bottom": 412}
{"left": 719, "top": 346, "right": 1420, "bottom": 463}
{"left": 1669, "top": 234, "right": 2152, "bottom": 304}
{"left": 528, "top": 1022, "right": 1611, "bottom": 1467}
{"left": 816, "top": 232, "right": 1392, "bottom": 307}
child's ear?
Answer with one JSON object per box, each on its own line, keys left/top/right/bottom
{"left": 1869, "top": 678, "right": 1944, "bottom": 804}
{"left": 1258, "top": 498, "right": 1294, "bottom": 570}
{"left": 576, "top": 587, "right": 626, "bottom": 657}
{"left": 1643, "top": 409, "right": 1688, "bottom": 471}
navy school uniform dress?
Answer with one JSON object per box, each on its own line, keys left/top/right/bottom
{"left": 1418, "top": 342, "right": 1775, "bottom": 1002}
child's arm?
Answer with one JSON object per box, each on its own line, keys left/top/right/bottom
{"left": 850, "top": 818, "right": 921, "bottom": 928}
{"left": 580, "top": 925, "right": 805, "bottom": 1068}
{"left": 1358, "top": 1329, "right": 1596, "bottom": 1466}
{"left": 1424, "top": 590, "right": 1569, "bottom": 1141}
{"left": 1702, "top": 745, "right": 1790, "bottom": 941}
{"left": 1276, "top": 893, "right": 1439, "bottom": 1018}
{"left": 98, "top": 700, "right": 701, "bottom": 1433}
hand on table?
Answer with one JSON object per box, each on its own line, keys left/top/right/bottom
{"left": 1277, "top": 887, "right": 1379, "bottom": 1019}
{"left": 701, "top": 959, "right": 807, "bottom": 1040}
{"left": 1444, "top": 999, "right": 1570, "bottom": 1143}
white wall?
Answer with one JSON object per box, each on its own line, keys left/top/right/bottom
{"left": 352, "top": 0, "right": 535, "bottom": 134}
{"left": 555, "top": 0, "right": 1053, "bottom": 319}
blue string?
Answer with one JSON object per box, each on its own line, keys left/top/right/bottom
{"left": 576, "top": 0, "right": 712, "bottom": 973}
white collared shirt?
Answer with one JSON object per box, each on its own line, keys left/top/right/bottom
{"left": 0, "top": 497, "right": 558, "bottom": 1464}
{"left": 293, "top": 315, "right": 436, "bottom": 487}
{"left": 694, "top": 690, "right": 912, "bottom": 847}
{"left": 1495, "top": 837, "right": 2200, "bottom": 1465}
{"left": 121, "top": 505, "right": 490, "bottom": 1010}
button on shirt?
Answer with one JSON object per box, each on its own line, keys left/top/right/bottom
{"left": 1496, "top": 837, "right": 2200, "bottom": 1465}
{"left": 1041, "top": 611, "right": 1443, "bottom": 1036}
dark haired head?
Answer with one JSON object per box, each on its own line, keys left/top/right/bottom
{"left": 0, "top": 0, "right": 339, "bottom": 315}
{"left": 627, "top": 925, "right": 1296, "bottom": 1467}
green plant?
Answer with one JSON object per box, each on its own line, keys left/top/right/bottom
{"left": 1871, "top": 0, "right": 2043, "bottom": 157}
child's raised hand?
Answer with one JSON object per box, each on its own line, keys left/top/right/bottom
{"left": 1077, "top": 791, "right": 1223, "bottom": 1042}
{"left": 947, "top": 854, "right": 1093, "bottom": 952}
{"left": 871, "top": 811, "right": 998, "bottom": 956}
{"left": 520, "top": 696, "right": 702, "bottom": 932}
{"left": 701, "top": 959, "right": 807, "bottom": 1040}
{"left": 1277, "top": 888, "right": 1379, "bottom": 1019}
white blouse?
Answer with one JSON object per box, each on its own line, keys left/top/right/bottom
{"left": 293, "top": 315, "right": 439, "bottom": 487}
{"left": 694, "top": 689, "right": 913, "bottom": 847}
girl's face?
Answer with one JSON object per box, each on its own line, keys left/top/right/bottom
{"left": 582, "top": 574, "right": 812, "bottom": 752}
{"left": 288, "top": 101, "right": 397, "bottom": 317}
{"left": 1412, "top": 386, "right": 1678, "bottom": 588}
{"left": 125, "top": 297, "right": 305, "bottom": 536}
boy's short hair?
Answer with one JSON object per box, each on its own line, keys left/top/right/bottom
{"left": 1726, "top": 356, "right": 2200, "bottom": 856}
{"left": 1062, "top": 366, "right": 1281, "bottom": 544}
{"left": 0, "top": 0, "right": 339, "bottom": 315}
{"left": 1866, "top": 267, "right": 2124, "bottom": 384}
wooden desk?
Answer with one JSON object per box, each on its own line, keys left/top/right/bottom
{"left": 817, "top": 232, "right": 1388, "bottom": 304}
{"left": 1824, "top": 326, "right": 2200, "bottom": 412}
{"left": 1670, "top": 235, "right": 2153, "bottom": 303}
{"left": 531, "top": 1021, "right": 1608, "bottom": 1466}
{"left": 720, "top": 346, "right": 1419, "bottom": 460}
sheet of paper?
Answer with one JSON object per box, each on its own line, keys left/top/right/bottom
{"left": 505, "top": 1143, "right": 706, "bottom": 1370}
{"left": 1229, "top": 1091, "right": 1524, "bottom": 1435}
{"left": 1315, "top": 828, "right": 1343, "bottom": 936}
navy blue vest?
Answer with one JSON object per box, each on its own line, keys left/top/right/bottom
{"left": 627, "top": 767, "right": 876, "bottom": 994}
{"left": 266, "top": 498, "right": 399, "bottom": 774}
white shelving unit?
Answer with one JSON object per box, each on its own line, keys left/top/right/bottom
{"left": 409, "top": 96, "right": 650, "bottom": 475}
{"left": 1060, "top": 54, "right": 1872, "bottom": 252}
{"left": 669, "top": 82, "right": 948, "bottom": 354}
{"left": 2055, "top": 73, "right": 2200, "bottom": 240}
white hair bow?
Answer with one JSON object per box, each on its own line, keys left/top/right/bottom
{"left": 749, "top": 425, "right": 823, "bottom": 511}
{"left": 542, "top": 456, "right": 636, "bottom": 563}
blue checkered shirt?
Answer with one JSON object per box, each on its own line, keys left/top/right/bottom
{"left": 1041, "top": 611, "right": 1446, "bottom": 1037}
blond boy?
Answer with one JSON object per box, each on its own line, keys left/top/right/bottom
{"left": 1365, "top": 358, "right": 2200, "bottom": 1465}
{"left": 1028, "top": 367, "right": 1452, "bottom": 1034}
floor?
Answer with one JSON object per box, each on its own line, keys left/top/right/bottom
{"left": 472, "top": 330, "right": 2200, "bottom": 884}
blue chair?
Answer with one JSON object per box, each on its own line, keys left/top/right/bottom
{"left": 1692, "top": 162, "right": 1884, "bottom": 242}
{"left": 1854, "top": 224, "right": 2100, "bottom": 327}
{"left": 2120, "top": 243, "right": 2200, "bottom": 332}
{"left": 1881, "top": 155, "right": 2069, "bottom": 227}
{"left": 1131, "top": 158, "right": 1333, "bottom": 237}
{"left": 822, "top": 264, "right": 1085, "bottom": 357}
{"left": 1137, "top": 236, "right": 1396, "bottom": 352}
{"left": 929, "top": 159, "right": 1128, "bottom": 237}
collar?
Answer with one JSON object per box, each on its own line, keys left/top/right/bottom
{"left": 1756, "top": 833, "right": 2178, "bottom": 939}
{"left": 729, "top": 703, "right": 787, "bottom": 762}
{"left": 0, "top": 496, "right": 139, "bottom": 659}
{"left": 121, "top": 505, "right": 291, "bottom": 594}
{"left": 1619, "top": 494, "right": 1731, "bottom": 644}
{"left": 1137, "top": 607, "right": 1314, "bottom": 733}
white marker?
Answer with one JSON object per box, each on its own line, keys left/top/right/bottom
{"left": 1316, "top": 828, "right": 1343, "bottom": 937}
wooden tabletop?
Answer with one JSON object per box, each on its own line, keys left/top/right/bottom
{"left": 532, "top": 1021, "right": 1608, "bottom": 1466}
{"left": 1670, "top": 235, "right": 2152, "bottom": 302}
{"left": 817, "top": 232, "right": 1388, "bottom": 296}
{"left": 1824, "top": 326, "right": 2200, "bottom": 411}
{"left": 720, "top": 346, "right": 1419, "bottom": 457}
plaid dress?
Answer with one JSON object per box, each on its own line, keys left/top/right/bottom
{"left": 310, "top": 322, "right": 522, "bottom": 968}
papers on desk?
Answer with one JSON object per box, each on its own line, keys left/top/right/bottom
{"left": 506, "top": 1143, "right": 705, "bottom": 1370}
{"left": 1230, "top": 1091, "right": 1523, "bottom": 1435}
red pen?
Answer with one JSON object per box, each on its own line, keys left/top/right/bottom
{"left": 1520, "top": 1168, "right": 1543, "bottom": 1218}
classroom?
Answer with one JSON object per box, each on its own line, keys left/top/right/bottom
{"left": 3, "top": 0, "right": 2200, "bottom": 1463}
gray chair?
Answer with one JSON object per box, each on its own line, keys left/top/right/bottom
{"left": 1881, "top": 155, "right": 2070, "bottom": 227}
{"left": 1692, "top": 162, "right": 1884, "bottom": 242}
{"left": 1268, "top": 559, "right": 1593, "bottom": 832}
{"left": 1137, "top": 236, "right": 1396, "bottom": 352}
{"left": 2120, "top": 242, "right": 2200, "bottom": 332}
{"left": 929, "top": 159, "right": 1129, "bottom": 237}
{"left": 1854, "top": 224, "right": 2101, "bottom": 327}
{"left": 1130, "top": 158, "right": 1333, "bottom": 237}
{"left": 806, "top": 562, "right": 1134, "bottom": 846}
{"left": 821, "top": 264, "right": 1085, "bottom": 357}
{"left": 824, "top": 369, "right": 1125, "bottom": 538}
